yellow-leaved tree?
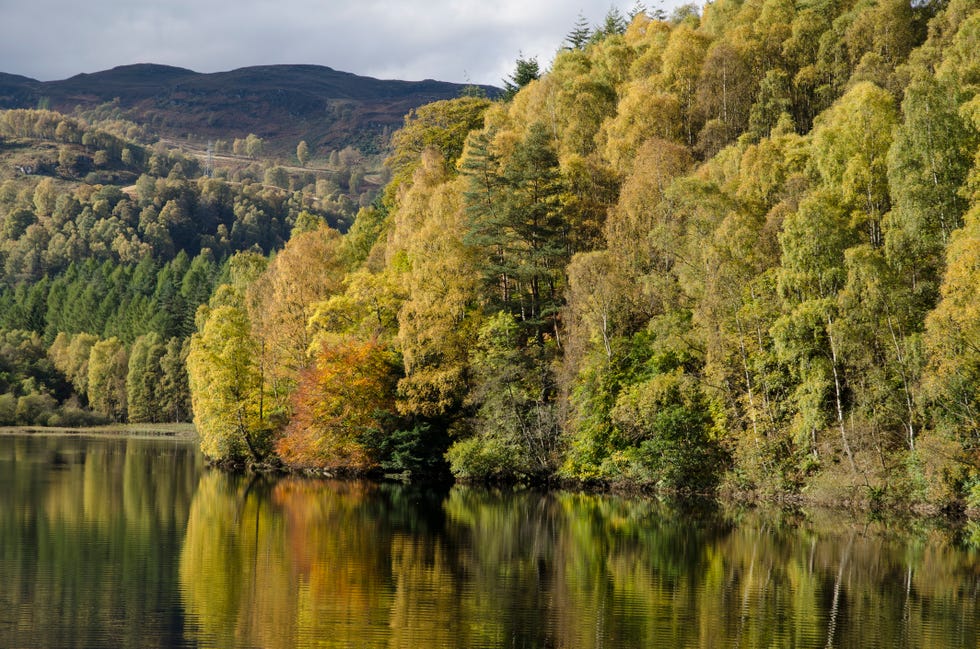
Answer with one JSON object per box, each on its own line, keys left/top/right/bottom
{"left": 187, "top": 253, "right": 272, "bottom": 463}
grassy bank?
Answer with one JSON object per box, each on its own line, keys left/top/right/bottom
{"left": 0, "top": 423, "right": 198, "bottom": 440}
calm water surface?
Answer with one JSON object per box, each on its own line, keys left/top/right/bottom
{"left": 1, "top": 434, "right": 978, "bottom": 648}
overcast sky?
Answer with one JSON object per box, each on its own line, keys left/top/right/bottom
{"left": 0, "top": 0, "right": 685, "bottom": 87}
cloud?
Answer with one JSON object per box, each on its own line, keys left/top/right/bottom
{"left": 0, "top": 0, "right": 684, "bottom": 86}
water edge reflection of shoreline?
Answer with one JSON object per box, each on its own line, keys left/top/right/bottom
{"left": 1, "top": 434, "right": 978, "bottom": 649}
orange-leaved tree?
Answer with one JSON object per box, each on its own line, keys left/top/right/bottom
{"left": 276, "top": 337, "right": 400, "bottom": 471}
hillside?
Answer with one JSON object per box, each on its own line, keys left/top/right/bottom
{"left": 0, "top": 63, "right": 499, "bottom": 154}
{"left": 182, "top": 0, "right": 980, "bottom": 509}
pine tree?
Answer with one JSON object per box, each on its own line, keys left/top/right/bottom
{"left": 126, "top": 332, "right": 165, "bottom": 423}
{"left": 464, "top": 123, "right": 567, "bottom": 341}
{"left": 596, "top": 6, "right": 628, "bottom": 38}
{"left": 565, "top": 12, "right": 593, "bottom": 50}
{"left": 502, "top": 55, "right": 541, "bottom": 100}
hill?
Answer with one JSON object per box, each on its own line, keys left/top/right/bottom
{"left": 0, "top": 63, "right": 499, "bottom": 154}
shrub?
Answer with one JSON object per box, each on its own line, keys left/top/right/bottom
{"left": 15, "top": 392, "right": 58, "bottom": 425}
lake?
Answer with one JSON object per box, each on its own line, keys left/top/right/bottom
{"left": 0, "top": 434, "right": 977, "bottom": 648}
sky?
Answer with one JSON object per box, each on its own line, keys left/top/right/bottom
{"left": 0, "top": 0, "right": 683, "bottom": 87}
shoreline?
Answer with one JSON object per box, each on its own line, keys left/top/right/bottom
{"left": 0, "top": 423, "right": 198, "bottom": 440}
{"left": 2, "top": 427, "right": 972, "bottom": 520}
{"left": 227, "top": 457, "right": 975, "bottom": 522}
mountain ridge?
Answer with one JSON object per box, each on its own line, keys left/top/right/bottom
{"left": 0, "top": 63, "right": 499, "bottom": 154}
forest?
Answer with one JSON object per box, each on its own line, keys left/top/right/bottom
{"left": 0, "top": 106, "right": 374, "bottom": 427}
{"left": 3, "top": 0, "right": 980, "bottom": 509}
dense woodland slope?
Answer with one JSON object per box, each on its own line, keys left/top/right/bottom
{"left": 3, "top": 0, "right": 980, "bottom": 510}
{"left": 188, "top": 0, "right": 980, "bottom": 510}
{"left": 0, "top": 97, "right": 386, "bottom": 429}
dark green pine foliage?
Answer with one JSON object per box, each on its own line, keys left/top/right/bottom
{"left": 502, "top": 56, "right": 541, "bottom": 101}
{"left": 179, "top": 251, "right": 219, "bottom": 332}
{"left": 501, "top": 123, "right": 568, "bottom": 341}
{"left": 629, "top": 1, "right": 650, "bottom": 20}
{"left": 565, "top": 13, "right": 594, "bottom": 50}
{"left": 0, "top": 278, "right": 51, "bottom": 334}
{"left": 150, "top": 253, "right": 192, "bottom": 340}
{"left": 456, "top": 124, "right": 571, "bottom": 480}
{"left": 594, "top": 7, "right": 629, "bottom": 40}
{"left": 465, "top": 123, "right": 568, "bottom": 344}
{"left": 462, "top": 129, "right": 507, "bottom": 299}
{"left": 126, "top": 332, "right": 166, "bottom": 423}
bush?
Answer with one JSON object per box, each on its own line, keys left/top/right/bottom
{"left": 15, "top": 392, "right": 58, "bottom": 425}
{"left": 446, "top": 433, "right": 534, "bottom": 482}
{"left": 47, "top": 405, "right": 109, "bottom": 427}
{"left": 0, "top": 393, "right": 16, "bottom": 425}
{"left": 360, "top": 421, "right": 449, "bottom": 477}
{"left": 608, "top": 368, "right": 727, "bottom": 492}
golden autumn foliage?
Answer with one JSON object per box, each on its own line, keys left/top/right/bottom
{"left": 247, "top": 225, "right": 346, "bottom": 414}
{"left": 276, "top": 337, "right": 399, "bottom": 471}
{"left": 923, "top": 204, "right": 980, "bottom": 446}
{"left": 182, "top": 1, "right": 980, "bottom": 505}
{"left": 187, "top": 300, "right": 269, "bottom": 462}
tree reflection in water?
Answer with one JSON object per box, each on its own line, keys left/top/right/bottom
{"left": 179, "top": 475, "right": 980, "bottom": 649}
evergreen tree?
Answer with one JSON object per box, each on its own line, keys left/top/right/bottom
{"left": 565, "top": 12, "right": 593, "bottom": 50}
{"left": 595, "top": 6, "right": 629, "bottom": 39}
{"left": 126, "top": 332, "right": 165, "bottom": 423}
{"left": 465, "top": 123, "right": 567, "bottom": 342}
{"left": 502, "top": 55, "right": 541, "bottom": 100}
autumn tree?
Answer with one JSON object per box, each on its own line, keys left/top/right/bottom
{"left": 187, "top": 253, "right": 271, "bottom": 462}
{"left": 277, "top": 337, "right": 400, "bottom": 471}
{"left": 386, "top": 151, "right": 480, "bottom": 420}
{"left": 923, "top": 203, "right": 980, "bottom": 444}
{"left": 49, "top": 331, "right": 99, "bottom": 398}
{"left": 384, "top": 96, "right": 491, "bottom": 197}
{"left": 244, "top": 133, "right": 264, "bottom": 158}
{"left": 601, "top": 81, "right": 684, "bottom": 174}
{"left": 87, "top": 337, "right": 129, "bottom": 422}
{"left": 296, "top": 140, "right": 310, "bottom": 167}
{"left": 247, "top": 225, "right": 346, "bottom": 417}
{"left": 187, "top": 296, "right": 270, "bottom": 462}
{"left": 659, "top": 24, "right": 710, "bottom": 147}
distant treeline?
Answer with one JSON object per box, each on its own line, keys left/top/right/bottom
{"left": 0, "top": 109, "right": 359, "bottom": 426}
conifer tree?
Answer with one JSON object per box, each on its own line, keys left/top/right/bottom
{"left": 565, "top": 13, "right": 593, "bottom": 50}
{"left": 126, "top": 332, "right": 165, "bottom": 423}
{"left": 502, "top": 55, "right": 541, "bottom": 100}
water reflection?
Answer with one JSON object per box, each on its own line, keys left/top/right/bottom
{"left": 0, "top": 434, "right": 202, "bottom": 649}
{"left": 2, "top": 434, "right": 978, "bottom": 649}
{"left": 180, "top": 475, "right": 980, "bottom": 649}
